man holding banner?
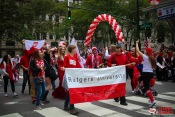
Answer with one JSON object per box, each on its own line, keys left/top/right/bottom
{"left": 107, "top": 43, "right": 135, "bottom": 105}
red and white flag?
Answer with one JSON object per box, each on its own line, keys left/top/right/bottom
{"left": 65, "top": 65, "right": 126, "bottom": 104}
{"left": 70, "top": 37, "right": 84, "bottom": 68}
{"left": 25, "top": 40, "right": 46, "bottom": 50}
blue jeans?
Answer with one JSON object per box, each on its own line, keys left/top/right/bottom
{"left": 33, "top": 78, "right": 46, "bottom": 106}
{"left": 64, "top": 92, "right": 74, "bottom": 110}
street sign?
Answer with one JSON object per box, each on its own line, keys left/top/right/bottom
{"left": 157, "top": 4, "right": 175, "bottom": 20}
{"left": 140, "top": 22, "right": 152, "bottom": 30}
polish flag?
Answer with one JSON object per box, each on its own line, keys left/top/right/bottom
{"left": 25, "top": 40, "right": 46, "bottom": 50}
{"left": 65, "top": 65, "right": 126, "bottom": 104}
{"left": 70, "top": 37, "right": 84, "bottom": 68}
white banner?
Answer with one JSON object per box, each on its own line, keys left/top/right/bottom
{"left": 157, "top": 4, "right": 175, "bottom": 20}
{"left": 25, "top": 40, "right": 45, "bottom": 50}
{"left": 65, "top": 65, "right": 126, "bottom": 88}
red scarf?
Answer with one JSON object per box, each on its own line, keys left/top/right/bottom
{"left": 36, "top": 59, "right": 45, "bottom": 77}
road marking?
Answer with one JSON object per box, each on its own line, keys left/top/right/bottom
{"left": 127, "top": 96, "right": 175, "bottom": 109}
{"left": 155, "top": 81, "right": 162, "bottom": 85}
{"left": 4, "top": 102, "right": 18, "bottom": 105}
{"left": 162, "top": 92, "right": 175, "bottom": 95}
{"left": 34, "top": 107, "right": 77, "bottom": 117}
{"left": 100, "top": 99, "right": 150, "bottom": 116}
{"left": 0, "top": 113, "right": 23, "bottom": 117}
{"left": 155, "top": 94, "right": 175, "bottom": 101}
{"left": 76, "top": 102, "right": 132, "bottom": 117}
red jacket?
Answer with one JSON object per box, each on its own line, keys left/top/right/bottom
{"left": 107, "top": 53, "right": 128, "bottom": 67}
{"left": 20, "top": 55, "right": 29, "bottom": 70}
{"left": 85, "top": 54, "right": 102, "bottom": 68}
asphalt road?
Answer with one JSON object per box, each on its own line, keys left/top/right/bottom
{"left": 0, "top": 75, "right": 175, "bottom": 117}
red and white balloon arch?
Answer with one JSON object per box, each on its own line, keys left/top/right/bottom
{"left": 148, "top": 0, "right": 160, "bottom": 5}
{"left": 84, "top": 14, "right": 124, "bottom": 46}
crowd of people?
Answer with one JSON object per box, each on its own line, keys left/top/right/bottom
{"left": 0, "top": 39, "right": 175, "bottom": 115}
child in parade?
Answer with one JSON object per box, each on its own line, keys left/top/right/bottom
{"left": 136, "top": 40, "right": 156, "bottom": 108}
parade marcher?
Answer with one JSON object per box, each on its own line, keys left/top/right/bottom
{"left": 171, "top": 52, "right": 175, "bottom": 82}
{"left": 42, "top": 46, "right": 58, "bottom": 103}
{"left": 52, "top": 42, "right": 67, "bottom": 99}
{"left": 20, "top": 53, "right": 30, "bottom": 94}
{"left": 85, "top": 47, "right": 102, "bottom": 69}
{"left": 63, "top": 45, "right": 81, "bottom": 115}
{"left": 107, "top": 43, "right": 135, "bottom": 105}
{"left": 0, "top": 54, "right": 18, "bottom": 97}
{"left": 105, "top": 45, "right": 116, "bottom": 59}
{"left": 156, "top": 52, "right": 163, "bottom": 81}
{"left": 14, "top": 55, "right": 20, "bottom": 73}
{"left": 162, "top": 53, "right": 170, "bottom": 82}
{"left": 30, "top": 49, "right": 46, "bottom": 110}
{"left": 136, "top": 40, "right": 156, "bottom": 108}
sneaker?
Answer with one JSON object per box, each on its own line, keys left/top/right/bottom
{"left": 40, "top": 102, "right": 44, "bottom": 106}
{"left": 13, "top": 92, "right": 18, "bottom": 97}
{"left": 42, "top": 99, "right": 50, "bottom": 104}
{"left": 114, "top": 98, "right": 119, "bottom": 102}
{"left": 64, "top": 107, "right": 70, "bottom": 111}
{"left": 149, "top": 102, "right": 156, "bottom": 108}
{"left": 32, "top": 99, "right": 36, "bottom": 104}
{"left": 36, "top": 106, "right": 42, "bottom": 110}
{"left": 21, "top": 89, "right": 24, "bottom": 94}
{"left": 69, "top": 109, "right": 79, "bottom": 115}
{"left": 120, "top": 102, "right": 128, "bottom": 106}
{"left": 132, "top": 90, "right": 135, "bottom": 93}
{"left": 4, "top": 93, "right": 8, "bottom": 97}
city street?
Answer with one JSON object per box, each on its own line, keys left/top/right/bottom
{"left": 0, "top": 75, "right": 174, "bottom": 117}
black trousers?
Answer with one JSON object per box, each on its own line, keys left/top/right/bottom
{"left": 156, "top": 67, "right": 163, "bottom": 81}
{"left": 22, "top": 70, "right": 30, "bottom": 91}
{"left": 142, "top": 72, "right": 153, "bottom": 93}
{"left": 3, "top": 76, "right": 15, "bottom": 93}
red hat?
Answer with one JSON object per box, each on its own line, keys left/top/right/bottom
{"left": 92, "top": 47, "right": 97, "bottom": 51}
{"left": 146, "top": 48, "right": 152, "bottom": 56}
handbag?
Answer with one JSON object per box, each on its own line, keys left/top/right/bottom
{"left": 48, "top": 65, "right": 58, "bottom": 81}
{"left": 44, "top": 59, "right": 58, "bottom": 81}
{"left": 37, "top": 77, "right": 44, "bottom": 85}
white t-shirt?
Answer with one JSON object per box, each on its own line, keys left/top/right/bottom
{"left": 142, "top": 54, "right": 153, "bottom": 73}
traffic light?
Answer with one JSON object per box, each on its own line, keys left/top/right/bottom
{"left": 68, "top": 10, "right": 71, "bottom": 20}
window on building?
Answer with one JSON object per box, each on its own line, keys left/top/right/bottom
{"left": 49, "top": 35, "right": 53, "bottom": 39}
{"left": 6, "top": 41, "right": 15, "bottom": 47}
{"left": 55, "top": 15, "right": 59, "bottom": 22}
{"left": 6, "top": 51, "right": 15, "bottom": 57}
{"left": 51, "top": 42, "right": 58, "bottom": 48}
{"left": 49, "top": 15, "right": 52, "bottom": 21}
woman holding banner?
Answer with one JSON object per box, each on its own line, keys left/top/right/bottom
{"left": 63, "top": 45, "right": 81, "bottom": 115}
{"left": 136, "top": 40, "right": 156, "bottom": 108}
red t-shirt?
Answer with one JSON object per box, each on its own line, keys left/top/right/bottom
{"left": 20, "top": 56, "right": 29, "bottom": 69}
{"left": 107, "top": 53, "right": 128, "bottom": 67}
{"left": 64, "top": 54, "right": 80, "bottom": 68}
